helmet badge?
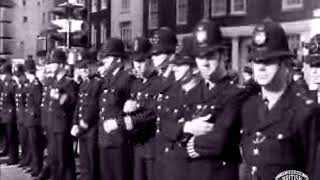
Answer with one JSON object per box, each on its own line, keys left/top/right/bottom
{"left": 196, "top": 26, "right": 207, "bottom": 44}
{"left": 150, "top": 34, "right": 160, "bottom": 45}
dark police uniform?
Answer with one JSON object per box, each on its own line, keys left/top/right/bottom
{"left": 46, "top": 49, "right": 78, "bottom": 180}
{"left": 97, "top": 38, "right": 134, "bottom": 180}
{"left": 73, "top": 74, "right": 101, "bottom": 180}
{"left": 240, "top": 84, "right": 319, "bottom": 180}
{"left": 15, "top": 77, "right": 30, "bottom": 166}
{"left": 35, "top": 76, "right": 54, "bottom": 180}
{"left": 25, "top": 76, "right": 43, "bottom": 176}
{"left": 126, "top": 72, "right": 160, "bottom": 180}
{"left": 122, "top": 37, "right": 158, "bottom": 180}
{"left": 240, "top": 19, "right": 320, "bottom": 180}
{"left": 1, "top": 67, "right": 19, "bottom": 164}
{"left": 98, "top": 67, "right": 134, "bottom": 180}
{"left": 0, "top": 58, "right": 8, "bottom": 155}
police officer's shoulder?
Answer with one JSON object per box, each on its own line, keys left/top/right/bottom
{"left": 292, "top": 90, "right": 318, "bottom": 112}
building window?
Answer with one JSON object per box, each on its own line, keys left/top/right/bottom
{"left": 91, "top": 0, "right": 97, "bottom": 12}
{"left": 37, "top": 1, "right": 40, "bottom": 6}
{"left": 230, "top": 0, "right": 247, "bottom": 15}
{"left": 176, "top": 0, "right": 188, "bottom": 25}
{"left": 211, "top": 0, "right": 227, "bottom": 16}
{"left": 101, "top": 0, "right": 108, "bottom": 10}
{"left": 148, "top": 0, "right": 158, "bottom": 29}
{"left": 22, "top": 0, "right": 26, "bottom": 6}
{"left": 100, "top": 22, "right": 107, "bottom": 44}
{"left": 42, "top": 12, "right": 46, "bottom": 24}
{"left": 23, "top": 16, "right": 28, "bottom": 23}
{"left": 121, "top": 0, "right": 130, "bottom": 13}
{"left": 120, "top": 21, "right": 132, "bottom": 48}
{"left": 91, "top": 25, "right": 97, "bottom": 47}
{"left": 282, "top": 0, "right": 303, "bottom": 11}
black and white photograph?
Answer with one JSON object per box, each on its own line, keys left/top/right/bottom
{"left": 0, "top": 0, "right": 320, "bottom": 180}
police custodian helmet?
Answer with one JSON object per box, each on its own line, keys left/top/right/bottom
{"left": 130, "top": 37, "right": 152, "bottom": 62}
{"left": 172, "top": 36, "right": 196, "bottom": 67}
{"left": 192, "top": 18, "right": 227, "bottom": 57}
{"left": 98, "top": 38, "right": 126, "bottom": 60}
{"left": 305, "top": 34, "right": 320, "bottom": 66}
{"left": 249, "top": 19, "right": 293, "bottom": 62}
{"left": 149, "top": 27, "right": 177, "bottom": 56}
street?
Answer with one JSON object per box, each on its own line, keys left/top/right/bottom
{"left": 0, "top": 156, "right": 33, "bottom": 180}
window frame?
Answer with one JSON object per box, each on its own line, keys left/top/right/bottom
{"left": 176, "top": 0, "right": 188, "bottom": 25}
{"left": 211, "top": 0, "right": 227, "bottom": 17}
{"left": 282, "top": 0, "right": 303, "bottom": 11}
{"left": 121, "top": 0, "right": 130, "bottom": 13}
{"left": 148, "top": 0, "right": 159, "bottom": 30}
{"left": 100, "top": 22, "right": 107, "bottom": 44}
{"left": 120, "top": 21, "right": 132, "bottom": 48}
{"left": 91, "top": 24, "right": 97, "bottom": 47}
{"left": 91, "top": 0, "right": 98, "bottom": 13}
{"left": 230, "top": 0, "right": 247, "bottom": 15}
{"left": 101, "top": 0, "right": 108, "bottom": 10}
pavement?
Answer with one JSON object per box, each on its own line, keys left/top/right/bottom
{"left": 0, "top": 156, "right": 33, "bottom": 180}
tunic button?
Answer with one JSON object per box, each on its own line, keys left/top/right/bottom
{"left": 256, "top": 132, "right": 262, "bottom": 136}
{"left": 222, "top": 161, "right": 226, "bottom": 166}
{"left": 277, "top": 134, "right": 284, "bottom": 140}
{"left": 157, "top": 105, "right": 161, "bottom": 110}
{"left": 164, "top": 147, "right": 169, "bottom": 153}
{"left": 173, "top": 109, "right": 178, "bottom": 113}
{"left": 253, "top": 148, "right": 259, "bottom": 156}
{"left": 210, "top": 105, "right": 215, "bottom": 109}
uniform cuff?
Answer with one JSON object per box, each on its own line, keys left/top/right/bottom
{"left": 187, "top": 136, "right": 200, "bottom": 158}
{"left": 124, "top": 116, "right": 133, "bottom": 130}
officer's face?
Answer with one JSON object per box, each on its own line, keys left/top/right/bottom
{"left": 253, "top": 59, "right": 282, "bottom": 86}
{"left": 151, "top": 54, "right": 168, "bottom": 69}
{"left": 195, "top": 52, "right": 220, "bottom": 80}
{"left": 172, "top": 64, "right": 191, "bottom": 81}
{"left": 46, "top": 63, "right": 61, "bottom": 77}
{"left": 242, "top": 72, "right": 252, "bottom": 82}
{"left": 98, "top": 56, "right": 117, "bottom": 76}
{"left": 309, "top": 66, "right": 320, "bottom": 84}
{"left": 25, "top": 72, "right": 34, "bottom": 81}
{"left": 74, "top": 68, "right": 88, "bottom": 82}
{"left": 133, "top": 61, "right": 148, "bottom": 76}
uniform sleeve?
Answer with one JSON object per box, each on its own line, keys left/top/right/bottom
{"left": 188, "top": 90, "right": 244, "bottom": 158}
{"left": 34, "top": 82, "right": 43, "bottom": 120}
{"left": 84, "top": 80, "right": 101, "bottom": 128}
{"left": 130, "top": 107, "right": 157, "bottom": 127}
{"left": 72, "top": 99, "right": 80, "bottom": 125}
{"left": 302, "top": 106, "right": 320, "bottom": 179}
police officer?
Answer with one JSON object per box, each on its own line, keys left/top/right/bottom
{"left": 24, "top": 59, "right": 44, "bottom": 177}
{"left": 0, "top": 58, "right": 8, "bottom": 156}
{"left": 303, "top": 34, "right": 320, "bottom": 102}
{"left": 14, "top": 64, "right": 31, "bottom": 168}
{"left": 0, "top": 61, "right": 19, "bottom": 165}
{"left": 71, "top": 48, "right": 100, "bottom": 180}
{"left": 183, "top": 19, "right": 245, "bottom": 180}
{"left": 46, "top": 49, "right": 77, "bottom": 180}
{"left": 155, "top": 35, "right": 204, "bottom": 180}
{"left": 97, "top": 38, "right": 134, "bottom": 180}
{"left": 34, "top": 60, "right": 56, "bottom": 180}
{"left": 121, "top": 37, "right": 158, "bottom": 180}
{"left": 149, "top": 27, "right": 177, "bottom": 89}
{"left": 240, "top": 19, "right": 319, "bottom": 180}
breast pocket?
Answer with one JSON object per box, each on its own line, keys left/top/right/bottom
{"left": 265, "top": 132, "right": 297, "bottom": 165}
